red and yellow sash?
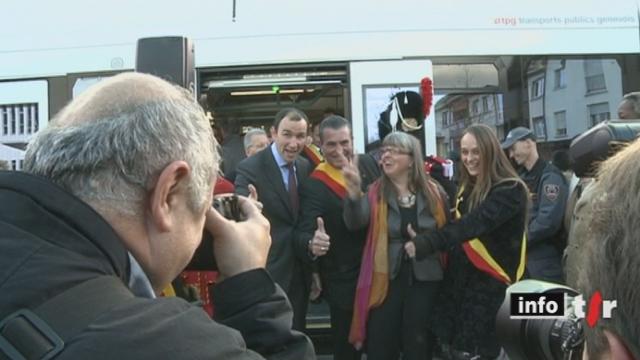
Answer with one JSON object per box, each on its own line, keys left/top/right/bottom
{"left": 310, "top": 162, "right": 347, "bottom": 199}
{"left": 303, "top": 145, "right": 324, "bottom": 166}
{"left": 457, "top": 187, "right": 527, "bottom": 285}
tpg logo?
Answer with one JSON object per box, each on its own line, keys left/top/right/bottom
{"left": 509, "top": 291, "right": 617, "bottom": 327}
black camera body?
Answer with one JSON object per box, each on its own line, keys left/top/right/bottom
{"left": 212, "top": 195, "right": 244, "bottom": 221}
{"left": 187, "top": 195, "right": 244, "bottom": 272}
{"left": 496, "top": 280, "right": 584, "bottom": 360}
{"left": 570, "top": 120, "right": 640, "bottom": 177}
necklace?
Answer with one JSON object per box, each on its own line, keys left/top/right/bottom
{"left": 397, "top": 193, "right": 416, "bottom": 207}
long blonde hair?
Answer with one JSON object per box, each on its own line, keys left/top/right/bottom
{"left": 459, "top": 124, "right": 525, "bottom": 210}
{"left": 379, "top": 132, "right": 441, "bottom": 217}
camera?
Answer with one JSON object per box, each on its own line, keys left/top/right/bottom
{"left": 496, "top": 280, "right": 584, "bottom": 360}
{"left": 212, "top": 195, "right": 244, "bottom": 221}
{"left": 186, "top": 195, "right": 244, "bottom": 272}
{"left": 570, "top": 120, "right": 640, "bottom": 177}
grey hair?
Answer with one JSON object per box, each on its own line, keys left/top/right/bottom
{"left": 24, "top": 72, "right": 218, "bottom": 216}
{"left": 621, "top": 91, "right": 640, "bottom": 117}
{"left": 578, "top": 138, "right": 640, "bottom": 358}
{"left": 318, "top": 115, "right": 350, "bottom": 142}
{"left": 243, "top": 128, "right": 267, "bottom": 150}
{"left": 378, "top": 132, "right": 441, "bottom": 217}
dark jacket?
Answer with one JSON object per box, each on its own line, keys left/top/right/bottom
{"left": 421, "top": 181, "right": 528, "bottom": 280}
{"left": 422, "top": 180, "right": 528, "bottom": 358}
{"left": 520, "top": 158, "right": 568, "bottom": 260}
{"left": 234, "top": 146, "right": 312, "bottom": 291}
{"left": 343, "top": 183, "right": 445, "bottom": 282}
{"left": 221, "top": 133, "right": 246, "bottom": 177}
{"left": 0, "top": 171, "right": 314, "bottom": 359}
{"left": 295, "top": 155, "right": 379, "bottom": 310}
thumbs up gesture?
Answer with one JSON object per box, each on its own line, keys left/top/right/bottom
{"left": 404, "top": 224, "right": 417, "bottom": 258}
{"left": 309, "top": 217, "right": 331, "bottom": 257}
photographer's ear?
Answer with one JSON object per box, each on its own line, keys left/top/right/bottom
{"left": 149, "top": 161, "right": 191, "bottom": 232}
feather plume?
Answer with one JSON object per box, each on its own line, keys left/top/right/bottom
{"left": 420, "top": 77, "right": 433, "bottom": 118}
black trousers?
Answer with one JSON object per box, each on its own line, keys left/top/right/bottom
{"left": 288, "top": 259, "right": 311, "bottom": 331}
{"left": 366, "top": 261, "right": 440, "bottom": 360}
{"left": 329, "top": 305, "right": 362, "bottom": 360}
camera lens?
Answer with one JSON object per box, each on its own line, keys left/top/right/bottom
{"left": 496, "top": 281, "right": 585, "bottom": 360}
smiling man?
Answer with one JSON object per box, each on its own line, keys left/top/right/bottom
{"left": 235, "top": 107, "right": 312, "bottom": 331}
{"left": 502, "top": 127, "right": 568, "bottom": 283}
{"left": 296, "top": 116, "right": 379, "bottom": 359}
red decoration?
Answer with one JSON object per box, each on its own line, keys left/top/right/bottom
{"left": 420, "top": 77, "right": 433, "bottom": 118}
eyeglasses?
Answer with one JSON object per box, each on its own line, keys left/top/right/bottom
{"left": 380, "top": 147, "right": 411, "bottom": 156}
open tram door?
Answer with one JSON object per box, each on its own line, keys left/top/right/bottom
{"left": 349, "top": 60, "right": 436, "bottom": 156}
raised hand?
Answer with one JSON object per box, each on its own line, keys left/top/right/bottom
{"left": 341, "top": 154, "right": 362, "bottom": 199}
{"left": 404, "top": 223, "right": 417, "bottom": 258}
{"left": 308, "top": 217, "right": 331, "bottom": 257}
{"left": 248, "top": 184, "right": 263, "bottom": 211}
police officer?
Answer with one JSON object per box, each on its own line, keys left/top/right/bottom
{"left": 502, "top": 127, "right": 568, "bottom": 283}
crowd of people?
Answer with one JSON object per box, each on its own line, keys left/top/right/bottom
{"left": 0, "top": 73, "right": 638, "bottom": 360}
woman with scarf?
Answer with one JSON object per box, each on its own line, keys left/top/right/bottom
{"left": 342, "top": 131, "right": 447, "bottom": 360}
{"left": 414, "top": 124, "right": 528, "bottom": 359}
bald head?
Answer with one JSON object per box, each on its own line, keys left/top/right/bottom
{"left": 55, "top": 73, "right": 189, "bottom": 127}
{"left": 618, "top": 92, "right": 640, "bottom": 120}
{"left": 24, "top": 72, "right": 218, "bottom": 216}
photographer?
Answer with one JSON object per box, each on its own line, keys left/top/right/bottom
{"left": 576, "top": 139, "right": 640, "bottom": 359}
{"left": 0, "top": 73, "right": 314, "bottom": 359}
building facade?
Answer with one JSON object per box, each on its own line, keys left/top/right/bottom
{"left": 0, "top": 80, "right": 49, "bottom": 169}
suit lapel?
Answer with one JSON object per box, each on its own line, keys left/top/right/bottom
{"left": 263, "top": 150, "right": 294, "bottom": 216}
{"left": 387, "top": 195, "right": 400, "bottom": 215}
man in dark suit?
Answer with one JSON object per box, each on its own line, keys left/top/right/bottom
{"left": 296, "top": 115, "right": 380, "bottom": 360}
{"left": 235, "top": 107, "right": 312, "bottom": 331}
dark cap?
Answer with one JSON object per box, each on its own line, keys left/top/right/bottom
{"left": 501, "top": 127, "right": 534, "bottom": 149}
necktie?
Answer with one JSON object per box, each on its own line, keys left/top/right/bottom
{"left": 287, "top": 162, "right": 299, "bottom": 213}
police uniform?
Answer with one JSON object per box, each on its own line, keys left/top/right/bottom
{"left": 520, "top": 158, "right": 568, "bottom": 282}
{"left": 501, "top": 127, "right": 568, "bottom": 283}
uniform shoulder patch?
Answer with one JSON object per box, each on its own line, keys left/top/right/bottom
{"left": 544, "top": 184, "right": 560, "bottom": 201}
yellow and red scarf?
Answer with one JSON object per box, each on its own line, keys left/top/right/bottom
{"left": 457, "top": 186, "right": 527, "bottom": 284}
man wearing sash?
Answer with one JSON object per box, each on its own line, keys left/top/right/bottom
{"left": 296, "top": 115, "right": 379, "bottom": 360}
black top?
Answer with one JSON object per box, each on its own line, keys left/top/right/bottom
{"left": 399, "top": 203, "right": 417, "bottom": 241}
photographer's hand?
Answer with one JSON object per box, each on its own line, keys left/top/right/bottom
{"left": 205, "top": 193, "right": 271, "bottom": 282}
